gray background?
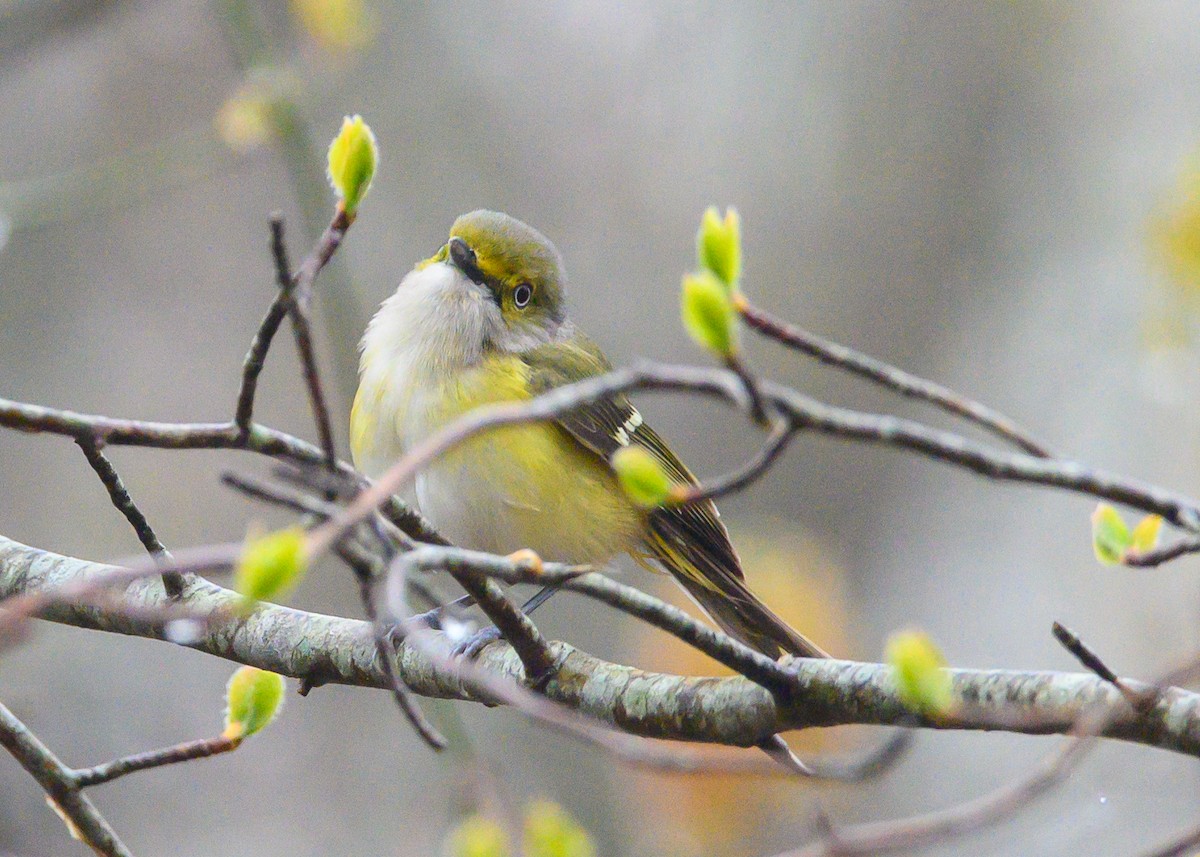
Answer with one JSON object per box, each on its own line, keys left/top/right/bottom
{"left": 2, "top": 2, "right": 1200, "bottom": 855}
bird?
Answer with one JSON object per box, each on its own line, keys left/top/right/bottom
{"left": 350, "top": 210, "right": 827, "bottom": 661}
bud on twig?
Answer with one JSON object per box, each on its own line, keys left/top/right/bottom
{"left": 326, "top": 114, "right": 378, "bottom": 217}
{"left": 223, "top": 666, "right": 286, "bottom": 741}
{"left": 681, "top": 269, "right": 738, "bottom": 358}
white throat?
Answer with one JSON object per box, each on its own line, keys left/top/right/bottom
{"left": 359, "top": 261, "right": 500, "bottom": 385}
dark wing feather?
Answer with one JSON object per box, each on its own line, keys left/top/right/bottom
{"left": 522, "top": 332, "right": 827, "bottom": 660}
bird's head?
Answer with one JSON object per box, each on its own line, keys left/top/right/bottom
{"left": 413, "top": 210, "right": 568, "bottom": 354}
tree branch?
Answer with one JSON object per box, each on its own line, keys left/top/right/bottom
{"left": 0, "top": 701, "right": 132, "bottom": 857}
{"left": 75, "top": 435, "right": 183, "bottom": 598}
{"left": 4, "top": 534, "right": 1200, "bottom": 758}
{"left": 737, "top": 297, "right": 1051, "bottom": 457}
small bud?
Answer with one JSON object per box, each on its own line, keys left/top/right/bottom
{"left": 681, "top": 269, "right": 738, "bottom": 358}
{"left": 696, "top": 205, "right": 742, "bottom": 291}
{"left": 885, "top": 629, "right": 953, "bottom": 716}
{"left": 223, "top": 666, "right": 286, "bottom": 740}
{"left": 234, "top": 526, "right": 309, "bottom": 605}
{"left": 291, "top": 0, "right": 373, "bottom": 53}
{"left": 1091, "top": 503, "right": 1131, "bottom": 566}
{"left": 524, "top": 800, "right": 596, "bottom": 857}
{"left": 443, "top": 814, "right": 511, "bottom": 857}
{"left": 1129, "top": 514, "right": 1164, "bottom": 556}
{"left": 326, "top": 114, "right": 378, "bottom": 216}
{"left": 612, "top": 446, "right": 672, "bottom": 508}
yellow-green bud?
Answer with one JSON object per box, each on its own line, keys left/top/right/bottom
{"left": 681, "top": 269, "right": 738, "bottom": 358}
{"left": 696, "top": 205, "right": 742, "bottom": 291}
{"left": 1128, "top": 513, "right": 1163, "bottom": 556}
{"left": 1091, "top": 503, "right": 1131, "bottom": 566}
{"left": 326, "top": 114, "right": 377, "bottom": 216}
{"left": 234, "top": 525, "right": 309, "bottom": 605}
{"left": 223, "top": 666, "right": 286, "bottom": 740}
{"left": 444, "top": 815, "right": 511, "bottom": 857}
{"left": 524, "top": 800, "right": 596, "bottom": 857}
{"left": 885, "top": 629, "right": 953, "bottom": 716}
{"left": 611, "top": 446, "right": 672, "bottom": 508}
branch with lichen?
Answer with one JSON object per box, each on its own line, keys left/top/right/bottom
{"left": 3, "top": 534, "right": 1199, "bottom": 759}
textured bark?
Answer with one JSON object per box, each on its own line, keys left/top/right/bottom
{"left": 3, "top": 534, "right": 1199, "bottom": 756}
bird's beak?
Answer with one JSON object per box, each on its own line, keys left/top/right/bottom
{"left": 447, "top": 236, "right": 485, "bottom": 285}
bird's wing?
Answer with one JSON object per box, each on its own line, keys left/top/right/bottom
{"left": 521, "top": 333, "right": 741, "bottom": 574}
{"left": 521, "top": 332, "right": 828, "bottom": 660}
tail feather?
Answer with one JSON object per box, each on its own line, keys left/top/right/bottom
{"left": 672, "top": 571, "right": 830, "bottom": 660}
{"left": 645, "top": 509, "right": 829, "bottom": 660}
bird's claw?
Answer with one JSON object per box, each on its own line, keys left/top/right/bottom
{"left": 451, "top": 625, "right": 503, "bottom": 660}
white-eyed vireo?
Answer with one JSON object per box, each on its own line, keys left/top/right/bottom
{"left": 351, "top": 210, "right": 826, "bottom": 660}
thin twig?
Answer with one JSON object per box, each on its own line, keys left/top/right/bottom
{"left": 285, "top": 208, "right": 351, "bottom": 473}
{"left": 308, "top": 362, "right": 1200, "bottom": 560}
{"left": 0, "top": 395, "right": 447, "bottom": 545}
{"left": 1122, "top": 535, "right": 1200, "bottom": 567}
{"left": 234, "top": 215, "right": 298, "bottom": 436}
{"left": 737, "top": 297, "right": 1052, "bottom": 457}
{"left": 726, "top": 352, "right": 769, "bottom": 425}
{"left": 394, "top": 546, "right": 797, "bottom": 697}
{"left": 71, "top": 736, "right": 239, "bottom": 787}
{"left": 0, "top": 702, "right": 133, "bottom": 857}
{"left": 1140, "top": 822, "right": 1200, "bottom": 857}
{"left": 445, "top": 567, "right": 558, "bottom": 686}
{"left": 1051, "top": 621, "right": 1149, "bottom": 709}
{"left": 672, "top": 418, "right": 795, "bottom": 505}
{"left": 776, "top": 658, "right": 1198, "bottom": 857}
{"left": 335, "top": 542, "right": 448, "bottom": 751}
{"left": 75, "top": 436, "right": 183, "bottom": 598}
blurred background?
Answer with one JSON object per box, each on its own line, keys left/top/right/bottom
{"left": 3, "top": 2, "right": 1200, "bottom": 854}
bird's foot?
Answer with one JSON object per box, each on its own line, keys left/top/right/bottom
{"left": 450, "top": 625, "right": 503, "bottom": 660}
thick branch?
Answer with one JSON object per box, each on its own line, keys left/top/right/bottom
{"left": 4, "top": 535, "right": 1200, "bottom": 757}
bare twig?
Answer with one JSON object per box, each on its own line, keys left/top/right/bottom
{"left": 394, "top": 546, "right": 797, "bottom": 697}
{"left": 334, "top": 540, "right": 448, "bottom": 750}
{"left": 71, "top": 736, "right": 239, "bottom": 787}
{"left": 672, "top": 417, "right": 795, "bottom": 505}
{"left": 725, "top": 352, "right": 769, "bottom": 425}
{"left": 776, "top": 659, "right": 1197, "bottom": 857}
{"left": 0, "top": 702, "right": 133, "bottom": 857}
{"left": 1051, "top": 621, "right": 1149, "bottom": 709}
{"left": 75, "top": 435, "right": 183, "bottom": 598}
{"left": 0, "top": 395, "right": 447, "bottom": 545}
{"left": 737, "top": 297, "right": 1051, "bottom": 457}
{"left": 309, "top": 362, "right": 1200, "bottom": 561}
{"left": 1141, "top": 822, "right": 1200, "bottom": 857}
{"left": 234, "top": 214, "right": 298, "bottom": 437}
{"left": 283, "top": 209, "right": 350, "bottom": 473}
{"left": 1122, "top": 535, "right": 1200, "bottom": 567}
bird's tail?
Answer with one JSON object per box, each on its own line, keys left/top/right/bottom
{"left": 671, "top": 571, "right": 830, "bottom": 660}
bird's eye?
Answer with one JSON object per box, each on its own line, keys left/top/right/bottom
{"left": 513, "top": 283, "right": 533, "bottom": 308}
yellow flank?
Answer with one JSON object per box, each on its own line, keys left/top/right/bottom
{"left": 353, "top": 349, "right": 643, "bottom": 564}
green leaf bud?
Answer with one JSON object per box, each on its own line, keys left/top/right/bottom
{"left": 681, "top": 269, "right": 738, "bottom": 358}
{"left": 444, "top": 815, "right": 511, "bottom": 857}
{"left": 696, "top": 205, "right": 742, "bottom": 291}
{"left": 885, "top": 629, "right": 953, "bottom": 716}
{"left": 1091, "top": 503, "right": 1131, "bottom": 566}
{"left": 524, "top": 800, "right": 596, "bottom": 857}
{"left": 611, "top": 446, "right": 672, "bottom": 508}
{"left": 1128, "top": 514, "right": 1164, "bottom": 556}
{"left": 234, "top": 525, "right": 309, "bottom": 605}
{"left": 223, "top": 666, "right": 286, "bottom": 740}
{"left": 326, "top": 114, "right": 377, "bottom": 216}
